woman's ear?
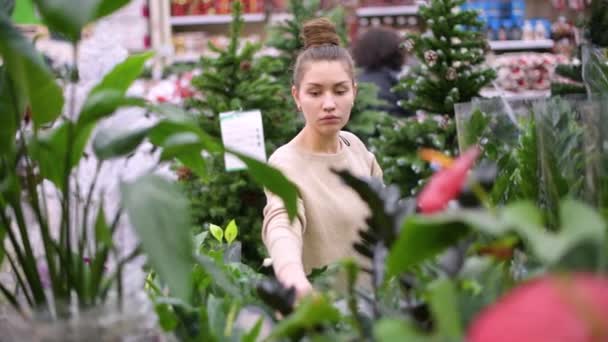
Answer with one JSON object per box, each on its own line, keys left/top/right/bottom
{"left": 291, "top": 85, "right": 301, "bottom": 110}
{"left": 353, "top": 82, "right": 358, "bottom": 98}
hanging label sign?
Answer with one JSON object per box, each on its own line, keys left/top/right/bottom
{"left": 219, "top": 109, "right": 266, "bottom": 172}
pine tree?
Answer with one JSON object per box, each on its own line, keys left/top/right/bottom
{"left": 265, "top": 0, "right": 392, "bottom": 144}
{"left": 395, "top": 0, "right": 495, "bottom": 116}
{"left": 184, "top": 1, "right": 300, "bottom": 267}
{"left": 551, "top": 64, "right": 586, "bottom": 97}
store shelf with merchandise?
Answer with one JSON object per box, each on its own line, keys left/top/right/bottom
{"left": 488, "top": 39, "right": 554, "bottom": 52}
{"left": 170, "top": 12, "right": 292, "bottom": 26}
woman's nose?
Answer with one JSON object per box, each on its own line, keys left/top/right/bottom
{"left": 322, "top": 94, "right": 336, "bottom": 111}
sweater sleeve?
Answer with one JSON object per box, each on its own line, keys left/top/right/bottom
{"left": 262, "top": 170, "right": 307, "bottom": 280}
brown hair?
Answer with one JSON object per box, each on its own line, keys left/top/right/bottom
{"left": 292, "top": 18, "right": 355, "bottom": 88}
{"left": 352, "top": 27, "right": 405, "bottom": 70}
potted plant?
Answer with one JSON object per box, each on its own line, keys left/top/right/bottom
{"left": 0, "top": 0, "right": 298, "bottom": 339}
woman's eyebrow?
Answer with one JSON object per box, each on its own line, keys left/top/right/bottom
{"left": 304, "top": 81, "right": 350, "bottom": 87}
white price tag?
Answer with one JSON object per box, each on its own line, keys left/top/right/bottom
{"left": 219, "top": 110, "right": 267, "bottom": 172}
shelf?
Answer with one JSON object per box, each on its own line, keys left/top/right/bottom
{"left": 480, "top": 88, "right": 550, "bottom": 100}
{"left": 356, "top": 5, "right": 419, "bottom": 17}
{"left": 170, "top": 13, "right": 292, "bottom": 26}
{"left": 489, "top": 39, "right": 554, "bottom": 52}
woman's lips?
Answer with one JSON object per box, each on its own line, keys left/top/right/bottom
{"left": 319, "top": 115, "right": 340, "bottom": 123}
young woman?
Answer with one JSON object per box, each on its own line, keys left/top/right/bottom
{"left": 262, "top": 18, "right": 383, "bottom": 299}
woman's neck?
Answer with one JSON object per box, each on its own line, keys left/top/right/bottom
{"left": 296, "top": 127, "right": 341, "bottom": 154}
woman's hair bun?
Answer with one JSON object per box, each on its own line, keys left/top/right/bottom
{"left": 301, "top": 18, "right": 340, "bottom": 49}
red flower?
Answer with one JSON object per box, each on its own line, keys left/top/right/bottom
{"left": 468, "top": 273, "right": 608, "bottom": 342}
{"left": 417, "top": 146, "right": 480, "bottom": 214}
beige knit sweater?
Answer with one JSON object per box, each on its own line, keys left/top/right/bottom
{"left": 262, "top": 131, "right": 383, "bottom": 281}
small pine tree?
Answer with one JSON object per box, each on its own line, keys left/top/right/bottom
{"left": 265, "top": 0, "right": 392, "bottom": 144}
{"left": 184, "top": 1, "right": 300, "bottom": 267}
{"left": 395, "top": 0, "right": 495, "bottom": 116}
{"left": 551, "top": 64, "right": 586, "bottom": 97}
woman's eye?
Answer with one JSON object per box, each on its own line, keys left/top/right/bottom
{"left": 335, "top": 90, "right": 347, "bottom": 95}
{"left": 309, "top": 91, "right": 321, "bottom": 97}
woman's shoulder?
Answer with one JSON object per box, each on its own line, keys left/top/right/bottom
{"left": 268, "top": 142, "right": 300, "bottom": 168}
{"left": 339, "top": 131, "right": 368, "bottom": 151}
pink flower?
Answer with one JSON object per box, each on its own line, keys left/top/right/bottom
{"left": 417, "top": 146, "right": 480, "bottom": 214}
{"left": 468, "top": 273, "right": 608, "bottom": 342}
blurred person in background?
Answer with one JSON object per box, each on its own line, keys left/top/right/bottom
{"left": 352, "top": 27, "right": 413, "bottom": 117}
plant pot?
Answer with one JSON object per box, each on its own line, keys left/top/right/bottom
{"left": 0, "top": 291, "right": 168, "bottom": 342}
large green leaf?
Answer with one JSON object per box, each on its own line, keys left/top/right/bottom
{"left": 428, "top": 279, "right": 462, "bottom": 340}
{"left": 148, "top": 105, "right": 221, "bottom": 153}
{"left": 92, "top": 121, "right": 154, "bottom": 160}
{"left": 387, "top": 216, "right": 470, "bottom": 277}
{"left": 121, "top": 174, "right": 193, "bottom": 302}
{"left": 409, "top": 200, "right": 606, "bottom": 268}
{"left": 78, "top": 91, "right": 146, "bottom": 128}
{"left": 267, "top": 295, "right": 341, "bottom": 340}
{"left": 33, "top": 0, "right": 131, "bottom": 41}
{"left": 159, "top": 132, "right": 204, "bottom": 161}
{"left": 227, "top": 150, "right": 299, "bottom": 221}
{"left": 86, "top": 51, "right": 154, "bottom": 103}
{"left": 0, "top": 67, "right": 18, "bottom": 156}
{"left": 501, "top": 199, "right": 606, "bottom": 266}
{"left": 0, "top": 217, "right": 6, "bottom": 267}
{"left": 373, "top": 319, "right": 427, "bottom": 342}
{"left": 0, "top": 14, "right": 63, "bottom": 127}
{"left": 29, "top": 122, "right": 70, "bottom": 189}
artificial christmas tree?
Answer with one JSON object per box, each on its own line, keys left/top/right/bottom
{"left": 371, "top": 0, "right": 494, "bottom": 198}
{"left": 394, "top": 0, "right": 495, "bottom": 116}
{"left": 183, "top": 1, "right": 299, "bottom": 267}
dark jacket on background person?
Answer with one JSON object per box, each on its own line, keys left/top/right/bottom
{"left": 358, "top": 67, "right": 412, "bottom": 117}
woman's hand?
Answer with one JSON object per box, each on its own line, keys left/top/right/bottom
{"left": 277, "top": 263, "right": 314, "bottom": 302}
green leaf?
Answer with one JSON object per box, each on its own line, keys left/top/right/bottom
{"left": 267, "top": 295, "right": 341, "bottom": 340}
{"left": 94, "top": 206, "right": 111, "bottom": 247}
{"left": 506, "top": 199, "right": 606, "bottom": 266}
{"left": 228, "top": 150, "right": 299, "bottom": 221}
{"left": 92, "top": 121, "right": 153, "bottom": 160}
{"left": 88, "top": 51, "right": 154, "bottom": 97}
{"left": 33, "top": 0, "right": 131, "bottom": 42}
{"left": 175, "top": 151, "right": 207, "bottom": 180}
{"left": 207, "top": 294, "right": 226, "bottom": 340}
{"left": 241, "top": 317, "right": 264, "bottom": 342}
{"left": 29, "top": 122, "right": 70, "bottom": 189}
{"left": 148, "top": 106, "right": 221, "bottom": 153}
{"left": 193, "top": 231, "right": 208, "bottom": 253}
{"left": 209, "top": 224, "right": 224, "bottom": 243}
{"left": 155, "top": 303, "right": 179, "bottom": 331}
{"left": 0, "top": 218, "right": 6, "bottom": 266}
{"left": 159, "top": 132, "right": 204, "bottom": 161}
{"left": 387, "top": 215, "right": 470, "bottom": 277}
{"left": 373, "top": 319, "right": 427, "bottom": 342}
{"left": 0, "top": 14, "right": 63, "bottom": 127}
{"left": 194, "top": 254, "right": 241, "bottom": 299}
{"left": 428, "top": 279, "right": 462, "bottom": 340}
{"left": 78, "top": 91, "right": 146, "bottom": 128}
{"left": 121, "top": 174, "right": 193, "bottom": 302}
{"left": 224, "top": 220, "right": 238, "bottom": 244}
{"left": 0, "top": 67, "right": 18, "bottom": 156}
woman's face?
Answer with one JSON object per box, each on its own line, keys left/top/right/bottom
{"left": 292, "top": 60, "right": 356, "bottom": 137}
